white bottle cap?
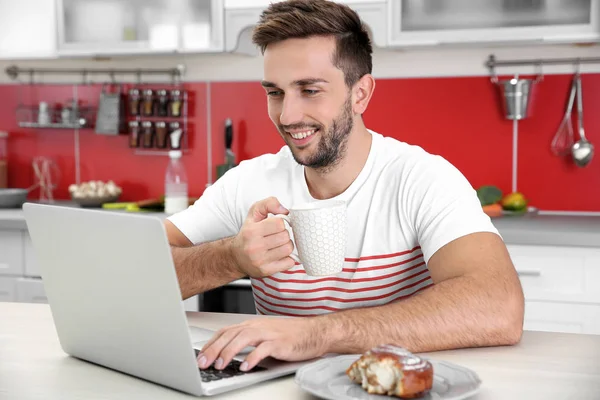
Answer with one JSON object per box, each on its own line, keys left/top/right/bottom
{"left": 169, "top": 150, "right": 182, "bottom": 159}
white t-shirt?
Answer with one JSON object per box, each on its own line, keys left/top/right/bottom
{"left": 168, "top": 130, "right": 500, "bottom": 316}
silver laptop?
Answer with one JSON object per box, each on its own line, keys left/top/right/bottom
{"left": 23, "top": 202, "right": 311, "bottom": 396}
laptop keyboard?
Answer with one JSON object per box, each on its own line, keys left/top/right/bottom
{"left": 194, "top": 349, "right": 267, "bottom": 382}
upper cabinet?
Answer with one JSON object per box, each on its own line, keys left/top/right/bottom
{"left": 0, "top": 0, "right": 57, "bottom": 59}
{"left": 57, "top": 0, "right": 224, "bottom": 56}
{"left": 224, "top": 0, "right": 388, "bottom": 54}
{"left": 388, "top": 0, "right": 600, "bottom": 47}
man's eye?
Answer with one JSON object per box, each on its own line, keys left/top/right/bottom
{"left": 267, "top": 91, "right": 283, "bottom": 97}
{"left": 303, "top": 89, "right": 319, "bottom": 95}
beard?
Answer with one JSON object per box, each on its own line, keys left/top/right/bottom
{"left": 278, "top": 95, "right": 354, "bottom": 172}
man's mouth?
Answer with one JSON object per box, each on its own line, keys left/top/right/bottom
{"left": 286, "top": 128, "right": 319, "bottom": 146}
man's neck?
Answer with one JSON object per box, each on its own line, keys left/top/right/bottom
{"left": 305, "top": 121, "right": 373, "bottom": 200}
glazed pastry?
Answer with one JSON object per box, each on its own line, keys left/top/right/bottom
{"left": 346, "top": 344, "right": 433, "bottom": 398}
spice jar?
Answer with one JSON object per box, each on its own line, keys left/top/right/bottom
{"left": 157, "top": 90, "right": 169, "bottom": 117}
{"left": 128, "top": 89, "right": 141, "bottom": 116}
{"left": 155, "top": 121, "right": 168, "bottom": 148}
{"left": 128, "top": 121, "right": 141, "bottom": 148}
{"left": 169, "top": 122, "right": 181, "bottom": 149}
{"left": 141, "top": 121, "right": 154, "bottom": 148}
{"left": 169, "top": 90, "right": 182, "bottom": 117}
{"left": 142, "top": 89, "right": 154, "bottom": 117}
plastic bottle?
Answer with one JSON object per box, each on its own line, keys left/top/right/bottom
{"left": 164, "top": 150, "right": 189, "bottom": 214}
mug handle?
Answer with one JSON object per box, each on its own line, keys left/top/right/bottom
{"left": 272, "top": 214, "right": 301, "bottom": 264}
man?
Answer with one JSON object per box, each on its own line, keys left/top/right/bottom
{"left": 165, "top": 0, "right": 524, "bottom": 373}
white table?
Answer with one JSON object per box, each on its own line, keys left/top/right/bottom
{"left": 1, "top": 303, "right": 599, "bottom": 400}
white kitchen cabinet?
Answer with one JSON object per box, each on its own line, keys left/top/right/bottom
{"left": 57, "top": 0, "right": 224, "bottom": 56}
{"left": 0, "top": 277, "right": 17, "bottom": 302}
{"left": 388, "top": 0, "right": 600, "bottom": 47}
{"left": 23, "top": 233, "right": 41, "bottom": 278}
{"left": 507, "top": 244, "right": 600, "bottom": 304}
{"left": 224, "top": 1, "right": 387, "bottom": 54}
{"left": 506, "top": 244, "right": 600, "bottom": 335}
{"left": 16, "top": 277, "right": 48, "bottom": 304}
{"left": 224, "top": 0, "right": 381, "bottom": 8}
{"left": 0, "top": 0, "right": 57, "bottom": 59}
{"left": 0, "top": 231, "right": 24, "bottom": 276}
{"left": 524, "top": 301, "right": 600, "bottom": 335}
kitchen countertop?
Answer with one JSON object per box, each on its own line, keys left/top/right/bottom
{"left": 1, "top": 302, "right": 599, "bottom": 400}
{"left": 1, "top": 202, "right": 599, "bottom": 248}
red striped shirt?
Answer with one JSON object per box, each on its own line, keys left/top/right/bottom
{"left": 250, "top": 246, "right": 434, "bottom": 316}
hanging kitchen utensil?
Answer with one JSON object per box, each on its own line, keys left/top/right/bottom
{"left": 95, "top": 82, "right": 124, "bottom": 135}
{"left": 216, "top": 118, "right": 237, "bottom": 180}
{"left": 551, "top": 75, "right": 577, "bottom": 156}
{"left": 571, "top": 72, "right": 594, "bottom": 167}
{"left": 496, "top": 74, "right": 537, "bottom": 120}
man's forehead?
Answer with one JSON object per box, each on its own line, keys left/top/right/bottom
{"left": 263, "top": 36, "right": 342, "bottom": 87}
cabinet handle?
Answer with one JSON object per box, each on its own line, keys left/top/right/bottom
{"left": 517, "top": 270, "right": 541, "bottom": 277}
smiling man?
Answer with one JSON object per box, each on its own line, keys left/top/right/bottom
{"left": 164, "top": 0, "right": 524, "bottom": 373}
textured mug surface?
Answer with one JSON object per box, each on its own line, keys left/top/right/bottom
{"left": 287, "top": 200, "right": 347, "bottom": 276}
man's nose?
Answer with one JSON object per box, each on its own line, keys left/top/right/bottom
{"left": 279, "top": 95, "right": 304, "bottom": 126}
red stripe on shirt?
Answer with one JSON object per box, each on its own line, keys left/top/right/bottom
{"left": 261, "top": 261, "right": 426, "bottom": 285}
{"left": 281, "top": 253, "right": 424, "bottom": 275}
{"left": 255, "top": 267, "right": 429, "bottom": 294}
{"left": 344, "top": 246, "right": 422, "bottom": 262}
{"left": 253, "top": 273, "right": 431, "bottom": 303}
{"left": 253, "top": 281, "right": 434, "bottom": 317}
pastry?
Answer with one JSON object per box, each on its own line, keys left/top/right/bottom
{"left": 346, "top": 344, "right": 433, "bottom": 398}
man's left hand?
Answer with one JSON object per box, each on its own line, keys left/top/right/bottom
{"left": 197, "top": 317, "right": 327, "bottom": 371}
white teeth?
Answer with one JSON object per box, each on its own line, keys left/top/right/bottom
{"left": 290, "top": 129, "right": 316, "bottom": 140}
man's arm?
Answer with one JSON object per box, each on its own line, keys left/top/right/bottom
{"left": 197, "top": 231, "right": 525, "bottom": 372}
{"left": 319, "top": 231, "right": 525, "bottom": 354}
{"left": 164, "top": 197, "right": 297, "bottom": 299}
{"left": 164, "top": 220, "right": 244, "bottom": 299}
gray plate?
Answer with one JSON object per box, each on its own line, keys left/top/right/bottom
{"left": 294, "top": 355, "right": 481, "bottom": 400}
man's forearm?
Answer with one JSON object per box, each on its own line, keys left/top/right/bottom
{"left": 171, "top": 237, "right": 245, "bottom": 299}
{"left": 317, "top": 272, "right": 524, "bottom": 354}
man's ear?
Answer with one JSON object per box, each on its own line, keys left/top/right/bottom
{"left": 352, "top": 74, "right": 376, "bottom": 115}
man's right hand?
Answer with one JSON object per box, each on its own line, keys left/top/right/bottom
{"left": 230, "top": 197, "right": 296, "bottom": 278}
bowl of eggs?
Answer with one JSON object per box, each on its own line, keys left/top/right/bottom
{"left": 69, "top": 180, "right": 123, "bottom": 208}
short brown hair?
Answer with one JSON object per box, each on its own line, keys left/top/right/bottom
{"left": 252, "top": 0, "right": 373, "bottom": 88}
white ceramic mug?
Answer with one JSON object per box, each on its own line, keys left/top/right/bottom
{"left": 275, "top": 199, "right": 347, "bottom": 276}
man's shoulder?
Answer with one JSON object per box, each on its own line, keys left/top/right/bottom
{"left": 373, "top": 131, "right": 445, "bottom": 169}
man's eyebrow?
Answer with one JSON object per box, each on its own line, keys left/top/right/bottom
{"left": 261, "top": 80, "right": 278, "bottom": 88}
{"left": 260, "top": 78, "right": 329, "bottom": 88}
{"left": 293, "top": 78, "right": 329, "bottom": 86}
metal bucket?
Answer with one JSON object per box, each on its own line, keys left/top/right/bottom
{"left": 497, "top": 77, "right": 535, "bottom": 120}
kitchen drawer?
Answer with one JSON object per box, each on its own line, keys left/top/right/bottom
{"left": 0, "top": 276, "right": 18, "bottom": 302}
{"left": 524, "top": 300, "right": 600, "bottom": 335}
{"left": 0, "top": 231, "right": 24, "bottom": 276}
{"left": 507, "top": 244, "right": 600, "bottom": 304}
{"left": 24, "top": 233, "right": 41, "bottom": 277}
{"left": 16, "top": 277, "right": 47, "bottom": 304}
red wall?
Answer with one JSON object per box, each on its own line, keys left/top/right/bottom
{"left": 2, "top": 74, "right": 599, "bottom": 211}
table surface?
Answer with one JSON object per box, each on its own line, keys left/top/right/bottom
{"left": 1, "top": 303, "right": 599, "bottom": 400}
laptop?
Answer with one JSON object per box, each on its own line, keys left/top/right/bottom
{"left": 23, "top": 202, "right": 312, "bottom": 396}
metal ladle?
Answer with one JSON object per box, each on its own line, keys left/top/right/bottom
{"left": 572, "top": 72, "right": 594, "bottom": 167}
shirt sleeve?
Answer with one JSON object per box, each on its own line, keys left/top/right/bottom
{"left": 401, "top": 154, "right": 501, "bottom": 264}
{"left": 166, "top": 165, "right": 243, "bottom": 245}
